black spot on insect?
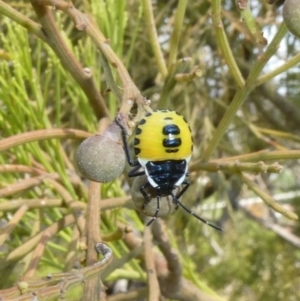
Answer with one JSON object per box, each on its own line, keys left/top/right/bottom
{"left": 139, "top": 119, "right": 146, "bottom": 125}
{"left": 164, "top": 117, "right": 173, "bottom": 120}
{"left": 134, "top": 138, "right": 140, "bottom": 146}
{"left": 163, "top": 138, "right": 182, "bottom": 148}
{"left": 145, "top": 112, "right": 152, "bottom": 117}
{"left": 135, "top": 127, "right": 142, "bottom": 135}
{"left": 162, "top": 124, "right": 180, "bottom": 135}
{"left": 134, "top": 147, "right": 141, "bottom": 155}
{"left": 166, "top": 149, "right": 179, "bottom": 153}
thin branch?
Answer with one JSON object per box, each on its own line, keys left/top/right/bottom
{"left": 211, "top": 0, "right": 245, "bottom": 88}
{"left": 239, "top": 172, "right": 298, "bottom": 221}
{"left": 0, "top": 0, "right": 47, "bottom": 41}
{"left": 0, "top": 128, "right": 91, "bottom": 152}
{"left": 30, "top": 0, "right": 110, "bottom": 119}
{"left": 0, "top": 205, "right": 29, "bottom": 245}
{"left": 0, "top": 243, "right": 113, "bottom": 300}
{"left": 144, "top": 227, "right": 160, "bottom": 301}
{"left": 1, "top": 214, "right": 75, "bottom": 269}
{"left": 256, "top": 51, "right": 300, "bottom": 86}
{"left": 40, "top": 0, "right": 148, "bottom": 120}
{"left": 24, "top": 232, "right": 51, "bottom": 278}
{"left": 212, "top": 150, "right": 300, "bottom": 163}
{"left": 167, "top": 0, "right": 188, "bottom": 69}
{"left": 142, "top": 0, "right": 168, "bottom": 77}
{"left": 201, "top": 22, "right": 288, "bottom": 161}
{"left": 190, "top": 160, "right": 282, "bottom": 174}
{"left": 0, "top": 174, "right": 59, "bottom": 198}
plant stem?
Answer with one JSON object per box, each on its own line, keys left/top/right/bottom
{"left": 167, "top": 0, "right": 188, "bottom": 70}
{"left": 142, "top": 0, "right": 168, "bottom": 78}
{"left": 211, "top": 0, "right": 245, "bottom": 88}
{"left": 201, "top": 21, "right": 288, "bottom": 161}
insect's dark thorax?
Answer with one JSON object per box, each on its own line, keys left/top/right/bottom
{"left": 145, "top": 160, "right": 187, "bottom": 192}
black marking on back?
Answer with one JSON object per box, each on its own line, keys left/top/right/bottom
{"left": 145, "top": 112, "right": 152, "bottom": 117}
{"left": 166, "top": 149, "right": 179, "bottom": 153}
{"left": 139, "top": 118, "right": 146, "bottom": 125}
{"left": 183, "top": 116, "right": 188, "bottom": 124}
{"left": 134, "top": 138, "right": 140, "bottom": 146}
{"left": 163, "top": 138, "right": 182, "bottom": 148}
{"left": 134, "top": 147, "right": 141, "bottom": 155}
{"left": 162, "top": 124, "right": 180, "bottom": 135}
{"left": 135, "top": 127, "right": 142, "bottom": 135}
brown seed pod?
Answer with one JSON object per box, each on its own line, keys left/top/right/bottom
{"left": 283, "top": 0, "right": 300, "bottom": 38}
{"left": 76, "top": 122, "right": 125, "bottom": 182}
{"left": 131, "top": 175, "right": 178, "bottom": 218}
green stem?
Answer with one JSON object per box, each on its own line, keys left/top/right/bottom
{"left": 142, "top": 0, "right": 168, "bottom": 77}
{"left": 256, "top": 48, "right": 300, "bottom": 87}
{"left": 167, "top": 0, "right": 188, "bottom": 69}
{"left": 201, "top": 22, "right": 288, "bottom": 161}
{"left": 0, "top": 0, "right": 47, "bottom": 41}
{"left": 211, "top": 0, "right": 245, "bottom": 88}
{"left": 239, "top": 172, "right": 298, "bottom": 220}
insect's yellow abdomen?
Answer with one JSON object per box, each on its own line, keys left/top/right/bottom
{"left": 134, "top": 110, "right": 193, "bottom": 161}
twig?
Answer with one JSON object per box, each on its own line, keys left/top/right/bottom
{"left": 45, "top": 178, "right": 86, "bottom": 235}
{"left": 167, "top": 0, "right": 188, "bottom": 69}
{"left": 0, "top": 128, "right": 91, "bottom": 152}
{"left": 0, "top": 0, "right": 47, "bottom": 41}
{"left": 211, "top": 0, "right": 245, "bottom": 88}
{"left": 29, "top": 0, "right": 110, "bottom": 119}
{"left": 121, "top": 221, "right": 223, "bottom": 301}
{"left": 0, "top": 196, "right": 131, "bottom": 214}
{"left": 211, "top": 150, "right": 300, "bottom": 163}
{"left": 142, "top": 0, "right": 168, "bottom": 77}
{"left": 241, "top": 207, "right": 300, "bottom": 248}
{"left": 190, "top": 160, "right": 282, "bottom": 174}
{"left": 0, "top": 243, "right": 113, "bottom": 301}
{"left": 1, "top": 214, "right": 75, "bottom": 269}
{"left": 81, "top": 182, "right": 103, "bottom": 301}
{"left": 236, "top": 0, "right": 267, "bottom": 46}
{"left": 152, "top": 220, "right": 224, "bottom": 301}
{"left": 0, "top": 205, "right": 29, "bottom": 245}
{"left": 144, "top": 227, "right": 160, "bottom": 301}
{"left": 100, "top": 245, "right": 144, "bottom": 280}
{"left": 64, "top": 225, "right": 80, "bottom": 272}
{"left": 24, "top": 232, "right": 51, "bottom": 278}
{"left": 0, "top": 174, "right": 59, "bottom": 198}
{"left": 239, "top": 173, "right": 298, "bottom": 221}
{"left": 0, "top": 164, "right": 46, "bottom": 175}
{"left": 201, "top": 21, "right": 287, "bottom": 161}
{"left": 39, "top": 0, "right": 148, "bottom": 120}
{"left": 107, "top": 287, "right": 148, "bottom": 301}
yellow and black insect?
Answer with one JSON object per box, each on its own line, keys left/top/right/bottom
{"left": 117, "top": 110, "right": 222, "bottom": 230}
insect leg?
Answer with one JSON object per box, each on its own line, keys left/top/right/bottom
{"left": 175, "top": 180, "right": 190, "bottom": 199}
{"left": 146, "top": 194, "right": 161, "bottom": 226}
{"left": 115, "top": 117, "right": 139, "bottom": 167}
{"left": 171, "top": 183, "right": 223, "bottom": 231}
{"left": 128, "top": 165, "right": 145, "bottom": 178}
{"left": 140, "top": 182, "right": 152, "bottom": 207}
{"left": 139, "top": 182, "right": 160, "bottom": 226}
